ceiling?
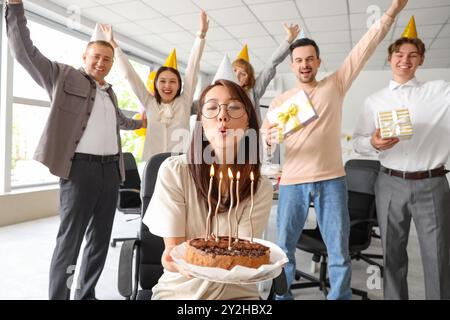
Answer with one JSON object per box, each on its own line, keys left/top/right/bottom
{"left": 40, "top": 0, "right": 450, "bottom": 74}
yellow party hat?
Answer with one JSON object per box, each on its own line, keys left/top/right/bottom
{"left": 145, "top": 70, "right": 157, "bottom": 95}
{"left": 402, "top": 16, "right": 418, "bottom": 39}
{"left": 163, "top": 49, "right": 178, "bottom": 70}
{"left": 236, "top": 44, "right": 250, "bottom": 63}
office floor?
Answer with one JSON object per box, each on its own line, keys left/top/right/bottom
{"left": 0, "top": 205, "right": 426, "bottom": 300}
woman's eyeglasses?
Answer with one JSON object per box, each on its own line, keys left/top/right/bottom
{"left": 201, "top": 102, "right": 246, "bottom": 119}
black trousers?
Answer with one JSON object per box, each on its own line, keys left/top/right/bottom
{"left": 49, "top": 157, "right": 120, "bottom": 300}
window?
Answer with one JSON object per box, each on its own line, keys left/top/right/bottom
{"left": 112, "top": 60, "right": 152, "bottom": 164}
{"left": 10, "top": 20, "right": 87, "bottom": 188}
{"left": 11, "top": 103, "right": 57, "bottom": 187}
{"left": 12, "top": 21, "right": 86, "bottom": 101}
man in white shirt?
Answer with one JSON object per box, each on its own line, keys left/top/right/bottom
{"left": 352, "top": 36, "right": 450, "bottom": 299}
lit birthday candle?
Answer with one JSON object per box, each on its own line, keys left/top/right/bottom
{"left": 204, "top": 164, "right": 214, "bottom": 240}
{"left": 234, "top": 171, "right": 240, "bottom": 242}
{"left": 249, "top": 171, "right": 255, "bottom": 243}
{"left": 213, "top": 171, "right": 223, "bottom": 241}
{"left": 227, "top": 168, "right": 234, "bottom": 249}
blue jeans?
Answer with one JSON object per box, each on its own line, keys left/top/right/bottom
{"left": 275, "top": 177, "right": 352, "bottom": 300}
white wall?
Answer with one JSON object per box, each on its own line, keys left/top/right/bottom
{"left": 0, "top": 187, "right": 59, "bottom": 227}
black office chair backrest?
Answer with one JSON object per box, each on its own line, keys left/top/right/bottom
{"left": 345, "top": 159, "right": 380, "bottom": 251}
{"left": 345, "top": 159, "right": 380, "bottom": 195}
{"left": 118, "top": 152, "right": 141, "bottom": 209}
{"left": 139, "top": 152, "right": 180, "bottom": 290}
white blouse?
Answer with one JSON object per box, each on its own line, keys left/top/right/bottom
{"left": 115, "top": 36, "right": 205, "bottom": 160}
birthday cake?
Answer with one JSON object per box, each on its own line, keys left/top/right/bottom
{"left": 185, "top": 236, "right": 270, "bottom": 270}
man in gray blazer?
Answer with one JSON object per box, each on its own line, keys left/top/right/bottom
{"left": 5, "top": 0, "right": 146, "bottom": 299}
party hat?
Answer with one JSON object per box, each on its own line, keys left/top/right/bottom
{"left": 90, "top": 23, "right": 108, "bottom": 42}
{"left": 212, "top": 55, "right": 239, "bottom": 84}
{"left": 402, "top": 16, "right": 418, "bottom": 39}
{"left": 163, "top": 49, "right": 178, "bottom": 70}
{"left": 299, "top": 29, "right": 306, "bottom": 39}
{"left": 236, "top": 44, "right": 250, "bottom": 62}
{"left": 146, "top": 70, "right": 157, "bottom": 95}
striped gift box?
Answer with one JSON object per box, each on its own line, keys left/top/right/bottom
{"left": 377, "top": 109, "right": 413, "bottom": 139}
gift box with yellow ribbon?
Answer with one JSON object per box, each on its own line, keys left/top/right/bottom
{"left": 267, "top": 90, "right": 318, "bottom": 140}
{"left": 377, "top": 108, "right": 413, "bottom": 139}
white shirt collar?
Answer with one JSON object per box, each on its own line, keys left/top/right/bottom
{"left": 389, "top": 77, "right": 420, "bottom": 91}
{"left": 80, "top": 68, "right": 111, "bottom": 90}
{"left": 95, "top": 81, "right": 111, "bottom": 91}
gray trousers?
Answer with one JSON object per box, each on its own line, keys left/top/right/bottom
{"left": 49, "top": 158, "right": 120, "bottom": 300}
{"left": 375, "top": 172, "right": 450, "bottom": 300}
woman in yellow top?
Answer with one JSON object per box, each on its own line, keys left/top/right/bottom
{"left": 142, "top": 79, "right": 273, "bottom": 299}
{"left": 101, "top": 12, "right": 208, "bottom": 160}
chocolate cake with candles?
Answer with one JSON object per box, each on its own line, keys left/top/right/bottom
{"left": 185, "top": 168, "right": 270, "bottom": 270}
{"left": 185, "top": 236, "right": 270, "bottom": 270}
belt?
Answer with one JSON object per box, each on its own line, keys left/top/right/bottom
{"left": 381, "top": 166, "right": 450, "bottom": 180}
{"left": 73, "top": 153, "right": 119, "bottom": 163}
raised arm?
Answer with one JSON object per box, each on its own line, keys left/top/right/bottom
{"left": 100, "top": 24, "right": 154, "bottom": 108}
{"left": 180, "top": 11, "right": 208, "bottom": 104}
{"left": 5, "top": 0, "right": 60, "bottom": 94}
{"left": 253, "top": 23, "right": 300, "bottom": 101}
{"left": 385, "top": 0, "right": 409, "bottom": 20}
{"left": 335, "top": 0, "right": 408, "bottom": 94}
{"left": 116, "top": 108, "right": 145, "bottom": 130}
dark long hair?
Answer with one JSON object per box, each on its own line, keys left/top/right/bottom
{"left": 188, "top": 79, "right": 261, "bottom": 213}
{"left": 153, "top": 66, "right": 182, "bottom": 104}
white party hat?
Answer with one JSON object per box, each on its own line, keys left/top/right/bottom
{"left": 90, "top": 23, "right": 108, "bottom": 42}
{"left": 212, "top": 55, "right": 239, "bottom": 84}
{"left": 299, "top": 29, "right": 306, "bottom": 39}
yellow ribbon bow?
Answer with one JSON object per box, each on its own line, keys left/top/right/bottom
{"left": 278, "top": 104, "right": 298, "bottom": 124}
{"left": 277, "top": 104, "right": 302, "bottom": 141}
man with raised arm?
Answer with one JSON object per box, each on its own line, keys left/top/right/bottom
{"left": 5, "top": 0, "right": 146, "bottom": 299}
{"left": 261, "top": 0, "right": 408, "bottom": 300}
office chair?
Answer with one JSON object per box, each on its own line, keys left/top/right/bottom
{"left": 291, "top": 159, "right": 382, "bottom": 299}
{"left": 117, "top": 152, "right": 287, "bottom": 300}
{"left": 111, "top": 152, "right": 141, "bottom": 248}
{"left": 345, "top": 159, "right": 383, "bottom": 274}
